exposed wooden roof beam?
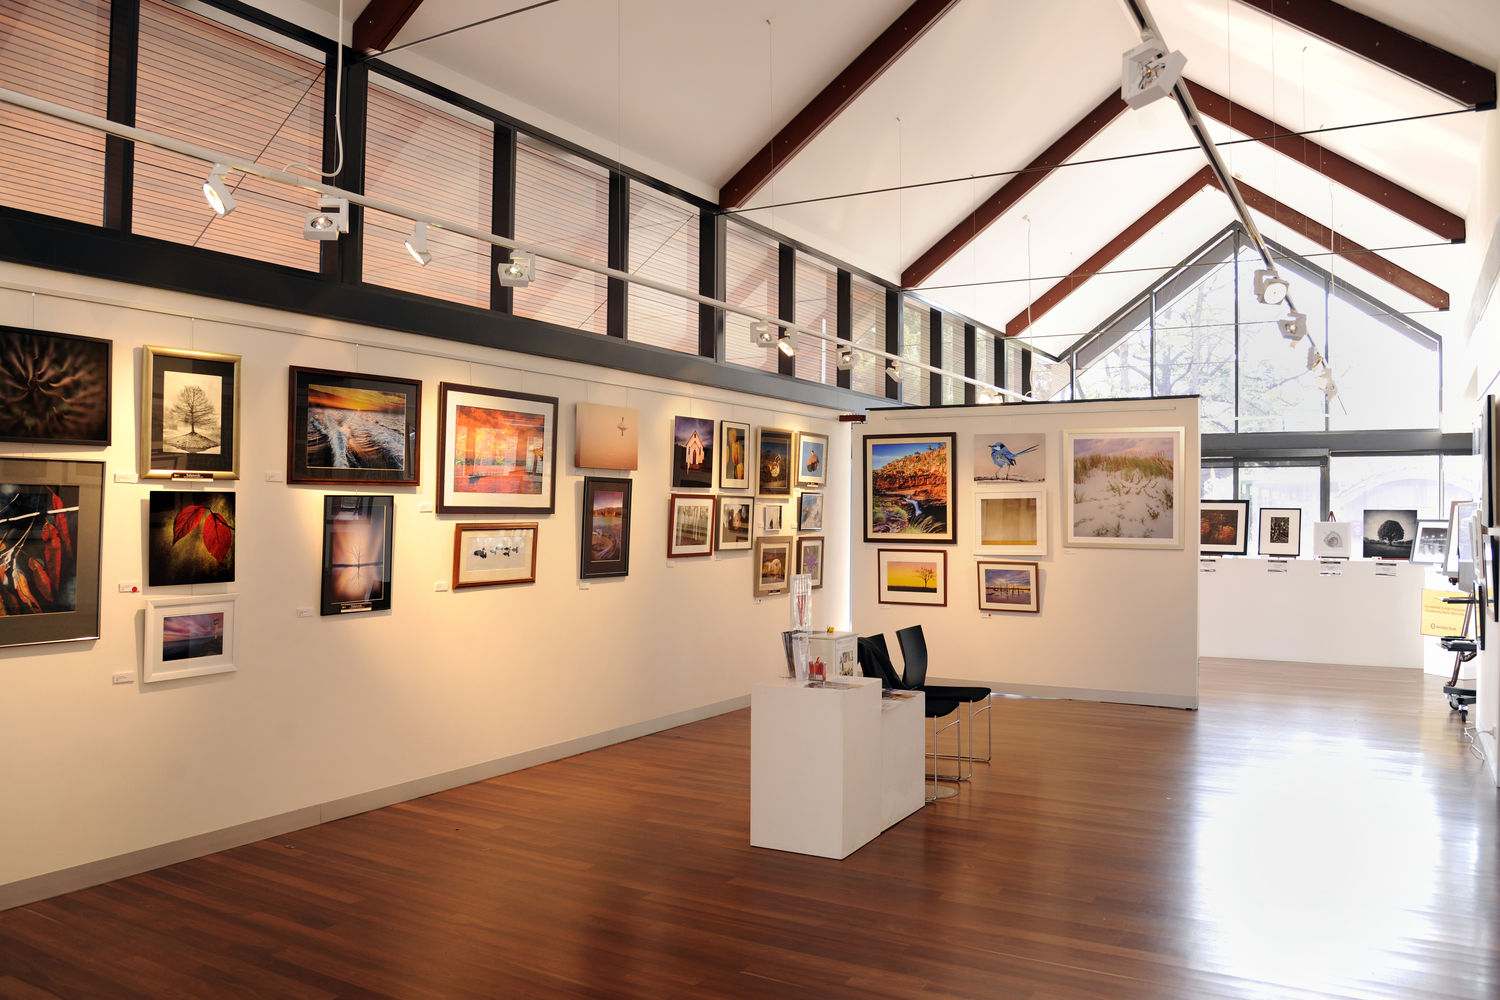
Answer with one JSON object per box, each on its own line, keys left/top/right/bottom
{"left": 1234, "top": 0, "right": 1496, "bottom": 109}
{"left": 354, "top": 0, "right": 426, "bottom": 55}
{"left": 902, "top": 91, "right": 1129, "bottom": 289}
{"left": 718, "top": 0, "right": 960, "bottom": 210}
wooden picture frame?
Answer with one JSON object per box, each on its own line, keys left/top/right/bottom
{"left": 976, "top": 560, "right": 1040, "bottom": 614}
{"left": 796, "top": 535, "right": 824, "bottom": 589}
{"left": 144, "top": 594, "right": 238, "bottom": 683}
{"left": 320, "top": 494, "right": 394, "bottom": 616}
{"left": 580, "top": 477, "right": 632, "bottom": 579}
{"left": 452, "top": 522, "right": 538, "bottom": 588}
{"left": 1410, "top": 520, "right": 1450, "bottom": 566}
{"left": 798, "top": 491, "right": 824, "bottom": 531}
{"left": 756, "top": 427, "right": 794, "bottom": 497}
{"left": 1258, "top": 507, "right": 1302, "bottom": 557}
{"left": 720, "top": 420, "right": 750, "bottom": 490}
{"left": 437, "top": 383, "right": 558, "bottom": 514}
{"left": 667, "top": 492, "right": 716, "bottom": 558}
{"left": 795, "top": 431, "right": 828, "bottom": 488}
{"left": 0, "top": 326, "right": 112, "bottom": 446}
{"left": 1200, "top": 499, "right": 1250, "bottom": 556}
{"left": 1063, "top": 427, "right": 1183, "bottom": 549}
{"left": 0, "top": 458, "right": 104, "bottom": 648}
{"left": 973, "top": 483, "right": 1047, "bottom": 556}
{"left": 876, "top": 548, "right": 947, "bottom": 606}
{"left": 141, "top": 347, "right": 241, "bottom": 479}
{"left": 863, "top": 432, "right": 956, "bottom": 543}
{"left": 753, "top": 537, "right": 792, "bottom": 597}
{"left": 671, "top": 416, "right": 714, "bottom": 489}
{"left": 287, "top": 366, "right": 421, "bottom": 485}
{"left": 718, "top": 496, "right": 753, "bottom": 550}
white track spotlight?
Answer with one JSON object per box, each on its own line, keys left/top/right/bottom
{"left": 202, "top": 164, "right": 236, "bottom": 217}
{"left": 1306, "top": 343, "right": 1323, "bottom": 371}
{"left": 1278, "top": 311, "right": 1308, "bottom": 342}
{"left": 1121, "top": 35, "right": 1186, "bottom": 109}
{"left": 404, "top": 222, "right": 432, "bottom": 266}
{"left": 886, "top": 361, "right": 904, "bottom": 383}
{"left": 776, "top": 329, "right": 796, "bottom": 357}
{"left": 1254, "top": 268, "right": 1289, "bottom": 305}
{"left": 496, "top": 252, "right": 535, "bottom": 287}
{"left": 836, "top": 345, "right": 855, "bottom": 370}
{"left": 302, "top": 196, "right": 349, "bottom": 241}
{"left": 749, "top": 321, "right": 776, "bottom": 347}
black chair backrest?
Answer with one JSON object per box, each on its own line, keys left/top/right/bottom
{"left": 856, "top": 637, "right": 905, "bottom": 689}
{"left": 896, "top": 625, "right": 928, "bottom": 688}
{"left": 864, "top": 632, "right": 892, "bottom": 663}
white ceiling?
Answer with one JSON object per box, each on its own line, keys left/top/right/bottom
{"left": 277, "top": 0, "right": 1500, "bottom": 356}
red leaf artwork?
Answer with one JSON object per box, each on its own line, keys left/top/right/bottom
{"left": 173, "top": 505, "right": 207, "bottom": 544}
{"left": 50, "top": 491, "right": 73, "bottom": 556}
{"left": 43, "top": 522, "right": 62, "bottom": 590}
{"left": 26, "top": 557, "right": 53, "bottom": 603}
{"left": 201, "top": 513, "right": 234, "bottom": 563}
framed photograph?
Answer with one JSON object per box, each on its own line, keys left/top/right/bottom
{"left": 287, "top": 367, "right": 421, "bottom": 485}
{"left": 972, "top": 432, "right": 1045, "bottom": 483}
{"left": 141, "top": 346, "right": 240, "bottom": 479}
{"left": 876, "top": 548, "right": 947, "bottom": 606}
{"left": 148, "top": 490, "right": 235, "bottom": 586}
{"left": 671, "top": 415, "right": 714, "bottom": 489}
{"left": 1063, "top": 427, "right": 1183, "bottom": 548}
{"left": 0, "top": 326, "right": 111, "bottom": 445}
{"left": 758, "top": 499, "right": 786, "bottom": 535}
{"left": 437, "top": 383, "right": 558, "bottom": 514}
{"left": 863, "top": 432, "right": 956, "bottom": 542}
{"left": 143, "top": 594, "right": 237, "bottom": 683}
{"left": 575, "top": 402, "right": 638, "bottom": 471}
{"left": 667, "top": 492, "right": 716, "bottom": 558}
{"left": 720, "top": 420, "right": 750, "bottom": 490}
{"left": 753, "top": 537, "right": 792, "bottom": 597}
{"left": 1477, "top": 397, "right": 1496, "bottom": 528}
{"left": 1363, "top": 508, "right": 1418, "bottom": 560}
{"left": 756, "top": 427, "right": 794, "bottom": 497}
{"left": 1444, "top": 501, "right": 1476, "bottom": 576}
{"left": 0, "top": 458, "right": 104, "bottom": 648}
{"left": 1313, "top": 521, "right": 1355, "bottom": 560}
{"left": 1200, "top": 499, "right": 1250, "bottom": 555}
{"left": 718, "top": 496, "right": 753, "bottom": 550}
{"left": 580, "top": 476, "right": 632, "bottom": 578}
{"left": 798, "top": 491, "right": 824, "bottom": 531}
{"left": 1410, "top": 520, "right": 1450, "bottom": 566}
{"left": 977, "top": 560, "right": 1040, "bottom": 614}
{"left": 452, "top": 522, "right": 538, "bottom": 589}
{"left": 796, "top": 535, "right": 825, "bottom": 589}
{"left": 1258, "top": 507, "right": 1302, "bottom": 557}
{"left": 973, "top": 484, "right": 1047, "bottom": 556}
{"left": 796, "top": 431, "right": 828, "bottom": 488}
{"left": 320, "top": 494, "right": 394, "bottom": 615}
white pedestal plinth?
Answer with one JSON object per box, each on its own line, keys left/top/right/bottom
{"left": 880, "top": 692, "right": 924, "bottom": 828}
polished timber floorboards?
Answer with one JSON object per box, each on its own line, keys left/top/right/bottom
{"left": 2, "top": 660, "right": 1498, "bottom": 999}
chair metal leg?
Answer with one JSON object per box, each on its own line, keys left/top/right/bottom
{"left": 926, "top": 711, "right": 960, "bottom": 801}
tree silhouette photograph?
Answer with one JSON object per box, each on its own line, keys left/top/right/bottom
{"left": 1362, "top": 508, "right": 1418, "bottom": 560}
{"left": 161, "top": 372, "right": 222, "bottom": 455}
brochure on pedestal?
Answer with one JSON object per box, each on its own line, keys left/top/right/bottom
{"left": 790, "top": 574, "right": 812, "bottom": 630}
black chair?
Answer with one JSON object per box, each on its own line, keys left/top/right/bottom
{"left": 858, "top": 637, "right": 960, "bottom": 802}
{"left": 895, "top": 624, "right": 993, "bottom": 775}
{"left": 1439, "top": 596, "right": 1479, "bottom": 722}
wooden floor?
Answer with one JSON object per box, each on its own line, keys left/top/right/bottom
{"left": 2, "top": 660, "right": 1497, "bottom": 999}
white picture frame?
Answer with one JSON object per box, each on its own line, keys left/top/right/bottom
{"left": 973, "top": 483, "right": 1047, "bottom": 556}
{"left": 1063, "top": 427, "right": 1184, "bottom": 549}
{"left": 144, "top": 594, "right": 238, "bottom": 683}
{"left": 1312, "top": 521, "right": 1355, "bottom": 560}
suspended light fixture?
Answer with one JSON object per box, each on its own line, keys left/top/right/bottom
{"left": 1254, "top": 268, "right": 1289, "bottom": 305}
{"left": 749, "top": 321, "right": 776, "bottom": 347}
{"left": 1120, "top": 35, "right": 1186, "bottom": 109}
{"left": 835, "top": 344, "right": 855, "bottom": 370}
{"left": 1306, "top": 342, "right": 1323, "bottom": 371}
{"left": 303, "top": 196, "right": 349, "bottom": 241}
{"left": 404, "top": 222, "right": 432, "bottom": 266}
{"left": 496, "top": 252, "right": 534, "bottom": 287}
{"left": 1278, "top": 311, "right": 1307, "bottom": 343}
{"left": 886, "top": 361, "right": 904, "bottom": 383}
{"left": 202, "top": 164, "right": 237, "bottom": 217}
{"left": 776, "top": 329, "right": 797, "bottom": 357}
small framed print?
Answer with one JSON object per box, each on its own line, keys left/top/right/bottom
{"left": 141, "top": 347, "right": 241, "bottom": 479}
{"left": 581, "top": 476, "right": 632, "bottom": 579}
{"left": 798, "top": 491, "right": 824, "bottom": 531}
{"left": 0, "top": 327, "right": 112, "bottom": 446}
{"left": 575, "top": 402, "right": 638, "bottom": 471}
{"left": 288, "top": 366, "right": 421, "bottom": 485}
{"left": 321, "top": 494, "right": 394, "bottom": 616}
{"left": 757, "top": 427, "right": 794, "bottom": 497}
{"left": 148, "top": 490, "right": 235, "bottom": 586}
{"left": 0, "top": 458, "right": 105, "bottom": 648}
{"left": 720, "top": 420, "right": 750, "bottom": 490}
{"left": 453, "top": 522, "right": 538, "bottom": 589}
{"left": 437, "top": 383, "right": 558, "bottom": 515}
{"left": 754, "top": 537, "right": 793, "bottom": 597}
{"left": 1200, "top": 499, "right": 1250, "bottom": 556}
{"left": 796, "top": 535, "right": 824, "bottom": 589}
{"left": 973, "top": 484, "right": 1046, "bottom": 556}
{"left": 1314, "top": 521, "right": 1356, "bottom": 560}
{"left": 1410, "top": 520, "right": 1450, "bottom": 566}
{"left": 1258, "top": 507, "right": 1302, "bottom": 557}
{"left": 144, "top": 594, "right": 237, "bottom": 683}
{"left": 876, "top": 548, "right": 947, "bottom": 607}
{"left": 758, "top": 499, "right": 786, "bottom": 535}
{"left": 718, "top": 496, "right": 753, "bottom": 550}
{"left": 796, "top": 431, "right": 828, "bottom": 488}
{"left": 671, "top": 416, "right": 715, "bottom": 489}
{"left": 667, "top": 493, "right": 716, "bottom": 558}
{"left": 976, "top": 560, "right": 1040, "bottom": 614}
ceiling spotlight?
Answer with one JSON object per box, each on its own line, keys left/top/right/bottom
{"left": 776, "top": 329, "right": 797, "bottom": 357}
{"left": 1121, "top": 35, "right": 1186, "bottom": 109}
{"left": 405, "top": 222, "right": 432, "bottom": 266}
{"left": 1306, "top": 342, "right": 1322, "bottom": 371}
{"left": 836, "top": 345, "right": 854, "bottom": 370}
{"left": 750, "top": 321, "right": 777, "bottom": 347}
{"left": 302, "top": 196, "right": 349, "bottom": 241}
{"left": 1278, "top": 311, "right": 1307, "bottom": 343}
{"left": 1254, "top": 268, "right": 1289, "bottom": 305}
{"left": 496, "top": 252, "right": 535, "bottom": 287}
{"left": 202, "top": 164, "right": 236, "bottom": 217}
{"left": 886, "top": 361, "right": 904, "bottom": 383}
{"left": 1321, "top": 377, "right": 1339, "bottom": 401}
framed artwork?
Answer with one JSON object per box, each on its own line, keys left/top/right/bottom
{"left": 0, "top": 326, "right": 111, "bottom": 445}
{"left": 580, "top": 476, "right": 632, "bottom": 578}
{"left": 452, "top": 522, "right": 538, "bottom": 589}
{"left": 320, "top": 494, "right": 394, "bottom": 615}
{"left": 1063, "top": 427, "right": 1183, "bottom": 548}
{"left": 671, "top": 415, "right": 714, "bottom": 489}
{"left": 1477, "top": 397, "right": 1496, "bottom": 528}
{"left": 0, "top": 458, "right": 104, "bottom": 648}
{"left": 798, "top": 491, "right": 824, "bottom": 531}
{"left": 720, "top": 420, "right": 750, "bottom": 490}
{"left": 667, "top": 492, "right": 716, "bottom": 558}
{"left": 437, "top": 383, "right": 558, "bottom": 514}
{"left": 1200, "top": 499, "right": 1250, "bottom": 555}
{"left": 718, "top": 496, "right": 753, "bottom": 550}
{"left": 758, "top": 500, "right": 786, "bottom": 535}
{"left": 1313, "top": 521, "right": 1355, "bottom": 560}
{"left": 753, "top": 537, "right": 792, "bottom": 597}
{"left": 575, "top": 402, "right": 638, "bottom": 471}
{"left": 148, "top": 490, "right": 235, "bottom": 586}
{"left": 141, "top": 347, "right": 240, "bottom": 479}
{"left": 756, "top": 427, "right": 794, "bottom": 497}
{"left": 287, "top": 367, "right": 421, "bottom": 485}
{"left": 143, "top": 594, "right": 237, "bottom": 683}
{"left": 1444, "top": 501, "right": 1477, "bottom": 576}
{"left": 876, "top": 548, "right": 947, "bottom": 606}
{"left": 1363, "top": 508, "right": 1418, "bottom": 560}
{"left": 863, "top": 432, "right": 956, "bottom": 542}
{"left": 973, "top": 484, "right": 1047, "bottom": 556}
{"left": 972, "top": 432, "right": 1045, "bottom": 483}
{"left": 796, "top": 535, "right": 824, "bottom": 589}
{"left": 1410, "top": 520, "right": 1450, "bottom": 566}
{"left": 1258, "top": 507, "right": 1302, "bottom": 557}
{"left": 796, "top": 431, "right": 828, "bottom": 488}
{"left": 977, "top": 560, "right": 1040, "bottom": 614}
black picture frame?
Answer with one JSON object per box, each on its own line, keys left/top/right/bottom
{"left": 0, "top": 458, "right": 104, "bottom": 647}
{"left": 1199, "top": 499, "right": 1250, "bottom": 555}
{"left": 756, "top": 427, "right": 794, "bottom": 497}
{"left": 141, "top": 346, "right": 241, "bottom": 480}
{"left": 287, "top": 366, "right": 421, "bottom": 485}
{"left": 437, "top": 383, "right": 558, "bottom": 515}
{"left": 863, "top": 432, "right": 957, "bottom": 543}
{"left": 0, "top": 327, "right": 112, "bottom": 446}
{"left": 320, "top": 494, "right": 395, "bottom": 616}
{"left": 580, "top": 476, "right": 632, "bottom": 579}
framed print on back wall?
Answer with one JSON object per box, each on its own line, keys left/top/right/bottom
{"left": 437, "top": 383, "right": 558, "bottom": 514}
{"left": 141, "top": 347, "right": 241, "bottom": 480}
{"left": 288, "top": 367, "right": 421, "bottom": 485}
{"left": 0, "top": 327, "right": 112, "bottom": 446}
{"left": 0, "top": 458, "right": 104, "bottom": 648}
{"left": 863, "top": 433, "right": 956, "bottom": 542}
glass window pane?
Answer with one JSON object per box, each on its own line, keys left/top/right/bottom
{"left": 1443, "top": 453, "right": 1480, "bottom": 511}
{"left": 1329, "top": 455, "right": 1441, "bottom": 535}
{"left": 1327, "top": 296, "right": 1439, "bottom": 430}
{"left": 514, "top": 136, "right": 610, "bottom": 333}
{"left": 850, "top": 277, "right": 886, "bottom": 398}
{"left": 975, "top": 330, "right": 995, "bottom": 395}
{"left": 901, "top": 302, "right": 930, "bottom": 405}
{"left": 628, "top": 184, "right": 699, "bottom": 354}
{"left": 940, "top": 315, "right": 965, "bottom": 404}
{"left": 1077, "top": 322, "right": 1151, "bottom": 399}
{"left": 794, "top": 255, "right": 838, "bottom": 386}
{"left": 1237, "top": 252, "right": 1326, "bottom": 432}
{"left": 1237, "top": 463, "right": 1321, "bottom": 550}
{"left": 1005, "top": 340, "right": 1024, "bottom": 395}
{"left": 1201, "top": 466, "right": 1234, "bottom": 500}
{"left": 1153, "top": 257, "right": 1235, "bottom": 431}
{"left": 723, "top": 223, "right": 778, "bottom": 373}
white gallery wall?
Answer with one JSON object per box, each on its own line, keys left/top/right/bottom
{"left": 851, "top": 397, "right": 1201, "bottom": 708}
{"left": 0, "top": 261, "right": 852, "bottom": 901}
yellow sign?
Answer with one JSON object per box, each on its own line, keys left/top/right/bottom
{"left": 1420, "top": 589, "right": 1469, "bottom": 637}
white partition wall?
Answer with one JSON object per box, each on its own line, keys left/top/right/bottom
{"left": 852, "top": 397, "right": 1201, "bottom": 708}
